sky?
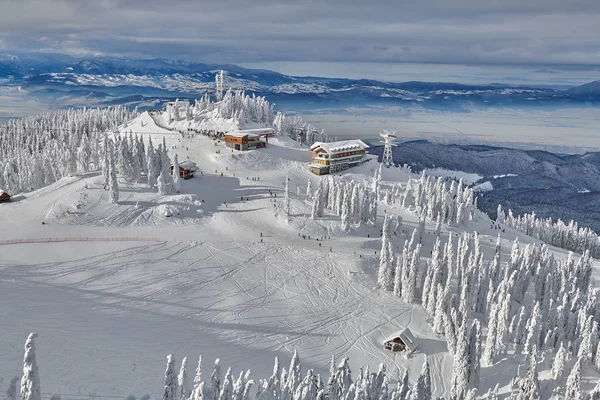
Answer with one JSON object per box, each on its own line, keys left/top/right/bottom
{"left": 0, "top": 0, "right": 599, "bottom": 84}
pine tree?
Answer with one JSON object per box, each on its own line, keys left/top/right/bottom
{"left": 173, "top": 154, "right": 181, "bottom": 193}
{"left": 524, "top": 302, "right": 542, "bottom": 354}
{"left": 410, "top": 359, "right": 431, "bottom": 400}
{"left": 102, "top": 133, "right": 110, "bottom": 188}
{"left": 377, "top": 213, "right": 394, "bottom": 290}
{"left": 451, "top": 318, "right": 470, "bottom": 399}
{"left": 284, "top": 175, "right": 290, "bottom": 218}
{"left": 306, "top": 179, "right": 313, "bottom": 199}
{"left": 178, "top": 357, "right": 190, "bottom": 400}
{"left": 467, "top": 319, "right": 482, "bottom": 389}
{"left": 20, "top": 333, "right": 41, "bottom": 400}
{"left": 565, "top": 357, "right": 583, "bottom": 400}
{"left": 551, "top": 342, "right": 566, "bottom": 381}
{"left": 7, "top": 377, "right": 19, "bottom": 400}
{"left": 158, "top": 169, "right": 170, "bottom": 195}
{"left": 397, "top": 369, "right": 410, "bottom": 400}
{"left": 190, "top": 356, "right": 204, "bottom": 400}
{"left": 108, "top": 143, "right": 119, "bottom": 204}
{"left": 163, "top": 354, "right": 178, "bottom": 400}
{"left": 211, "top": 359, "right": 222, "bottom": 400}
{"left": 518, "top": 346, "right": 540, "bottom": 400}
{"left": 218, "top": 368, "right": 233, "bottom": 400}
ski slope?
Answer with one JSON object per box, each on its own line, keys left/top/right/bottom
{"left": 1, "top": 112, "right": 597, "bottom": 399}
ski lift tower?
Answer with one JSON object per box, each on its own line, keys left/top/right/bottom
{"left": 380, "top": 130, "right": 398, "bottom": 167}
{"left": 215, "top": 70, "right": 224, "bottom": 101}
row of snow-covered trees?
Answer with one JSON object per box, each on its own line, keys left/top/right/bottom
{"left": 164, "top": 91, "right": 328, "bottom": 146}
{"left": 498, "top": 205, "right": 600, "bottom": 258}
{"left": 14, "top": 333, "right": 439, "bottom": 400}
{"left": 0, "top": 106, "right": 138, "bottom": 194}
{"left": 377, "top": 211, "right": 600, "bottom": 398}
{"left": 305, "top": 167, "right": 477, "bottom": 234}
{"left": 99, "top": 133, "right": 178, "bottom": 203}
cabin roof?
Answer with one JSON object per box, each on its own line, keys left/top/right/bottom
{"left": 383, "top": 328, "right": 418, "bottom": 352}
{"left": 310, "top": 140, "right": 369, "bottom": 154}
{"left": 179, "top": 160, "right": 197, "bottom": 171}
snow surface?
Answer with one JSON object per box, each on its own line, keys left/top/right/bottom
{"left": 1, "top": 112, "right": 599, "bottom": 399}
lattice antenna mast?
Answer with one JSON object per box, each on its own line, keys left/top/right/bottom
{"left": 215, "top": 70, "right": 224, "bottom": 101}
{"left": 380, "top": 130, "right": 398, "bottom": 167}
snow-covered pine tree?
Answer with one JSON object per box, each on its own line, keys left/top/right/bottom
{"left": 163, "top": 355, "right": 178, "bottom": 400}
{"left": 397, "top": 369, "right": 410, "bottom": 400}
{"left": 467, "top": 319, "right": 481, "bottom": 389}
{"left": 173, "top": 154, "right": 181, "bottom": 193}
{"left": 108, "top": 143, "right": 119, "bottom": 204}
{"left": 410, "top": 359, "right": 431, "bottom": 400}
{"left": 377, "top": 213, "right": 394, "bottom": 290}
{"left": 190, "top": 356, "right": 204, "bottom": 400}
{"left": 284, "top": 175, "right": 290, "bottom": 218}
{"left": 158, "top": 169, "right": 170, "bottom": 195}
{"left": 211, "top": 359, "right": 222, "bottom": 400}
{"left": 517, "top": 346, "right": 540, "bottom": 400}
{"left": 565, "top": 357, "right": 583, "bottom": 400}
{"left": 551, "top": 342, "right": 566, "bottom": 381}
{"left": 218, "top": 368, "right": 233, "bottom": 400}
{"left": 178, "top": 357, "right": 190, "bottom": 400}
{"left": 20, "top": 333, "right": 41, "bottom": 400}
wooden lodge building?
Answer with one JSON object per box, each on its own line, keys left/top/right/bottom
{"left": 0, "top": 191, "right": 11, "bottom": 203}
{"left": 224, "top": 128, "right": 277, "bottom": 151}
{"left": 383, "top": 328, "right": 418, "bottom": 353}
{"left": 309, "top": 140, "right": 369, "bottom": 175}
{"left": 170, "top": 160, "right": 198, "bottom": 179}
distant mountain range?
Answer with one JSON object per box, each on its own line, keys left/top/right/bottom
{"left": 1, "top": 53, "right": 600, "bottom": 112}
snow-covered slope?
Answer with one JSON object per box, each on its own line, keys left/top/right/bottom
{"left": 1, "top": 122, "right": 599, "bottom": 399}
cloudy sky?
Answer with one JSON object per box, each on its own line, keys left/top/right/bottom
{"left": 1, "top": 0, "right": 599, "bottom": 83}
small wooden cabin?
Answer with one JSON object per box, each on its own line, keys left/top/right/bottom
{"left": 0, "top": 192, "right": 11, "bottom": 203}
{"left": 383, "top": 328, "right": 418, "bottom": 353}
{"left": 170, "top": 160, "right": 198, "bottom": 180}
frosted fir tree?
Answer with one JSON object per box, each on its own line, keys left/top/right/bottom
{"left": 551, "top": 342, "right": 567, "bottom": 381}
{"left": 178, "top": 357, "right": 190, "bottom": 400}
{"left": 190, "top": 356, "right": 204, "bottom": 400}
{"left": 397, "top": 369, "right": 410, "bottom": 400}
{"left": 287, "top": 350, "right": 302, "bottom": 395}
{"left": 524, "top": 302, "right": 542, "bottom": 354}
{"left": 20, "top": 333, "right": 41, "bottom": 400}
{"left": 410, "top": 359, "right": 431, "bottom": 400}
{"left": 311, "top": 186, "right": 322, "bottom": 219}
{"left": 340, "top": 188, "right": 350, "bottom": 232}
{"left": 451, "top": 318, "right": 470, "bottom": 399}
{"left": 158, "top": 169, "right": 170, "bottom": 195}
{"left": 173, "top": 154, "right": 181, "bottom": 193}
{"left": 218, "top": 368, "right": 233, "bottom": 400}
{"left": 102, "top": 133, "right": 110, "bottom": 188}
{"left": 284, "top": 175, "right": 290, "bottom": 218}
{"left": 377, "top": 214, "right": 394, "bottom": 290}
{"left": 211, "top": 359, "right": 222, "bottom": 400}
{"left": 147, "top": 137, "right": 158, "bottom": 188}
{"left": 306, "top": 179, "right": 312, "bottom": 199}
{"left": 517, "top": 346, "right": 540, "bottom": 400}
{"left": 163, "top": 354, "right": 178, "bottom": 400}
{"left": 108, "top": 147, "right": 119, "bottom": 204}
{"left": 393, "top": 256, "right": 403, "bottom": 298}
{"left": 565, "top": 357, "right": 584, "bottom": 400}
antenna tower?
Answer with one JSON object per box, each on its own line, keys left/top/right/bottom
{"left": 379, "top": 130, "right": 398, "bottom": 167}
{"left": 215, "top": 70, "right": 224, "bottom": 101}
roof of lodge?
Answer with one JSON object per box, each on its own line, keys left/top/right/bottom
{"left": 383, "top": 328, "right": 418, "bottom": 352}
{"left": 310, "top": 140, "right": 369, "bottom": 153}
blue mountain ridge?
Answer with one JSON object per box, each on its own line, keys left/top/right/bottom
{"left": 1, "top": 53, "right": 600, "bottom": 111}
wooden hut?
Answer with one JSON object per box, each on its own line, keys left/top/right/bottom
{"left": 0, "top": 192, "right": 11, "bottom": 203}
{"left": 383, "top": 328, "right": 418, "bottom": 353}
